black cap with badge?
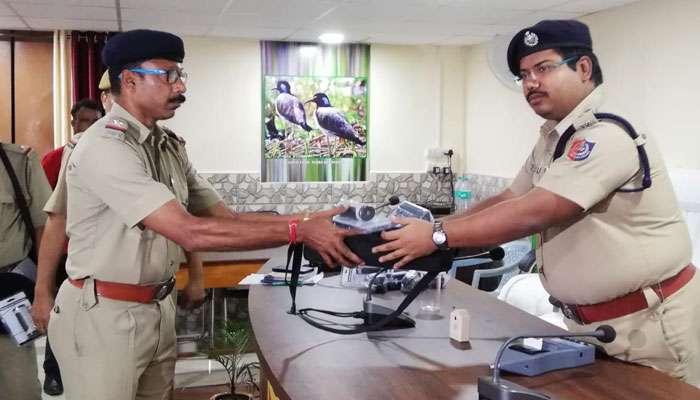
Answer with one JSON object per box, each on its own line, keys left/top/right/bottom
{"left": 507, "top": 20, "right": 593, "bottom": 76}
{"left": 101, "top": 29, "right": 185, "bottom": 82}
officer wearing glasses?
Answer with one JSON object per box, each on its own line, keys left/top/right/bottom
{"left": 49, "top": 29, "right": 361, "bottom": 400}
{"left": 373, "top": 20, "right": 698, "bottom": 383}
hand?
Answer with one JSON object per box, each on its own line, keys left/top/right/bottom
{"left": 180, "top": 279, "right": 207, "bottom": 310}
{"left": 299, "top": 207, "right": 364, "bottom": 268}
{"left": 31, "top": 290, "right": 55, "bottom": 334}
{"left": 372, "top": 217, "right": 436, "bottom": 269}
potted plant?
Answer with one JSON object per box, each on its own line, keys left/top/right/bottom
{"left": 208, "top": 319, "right": 261, "bottom": 400}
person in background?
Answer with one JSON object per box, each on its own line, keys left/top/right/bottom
{"left": 0, "top": 141, "right": 51, "bottom": 400}
{"left": 373, "top": 19, "right": 698, "bottom": 384}
{"left": 0, "top": 142, "right": 50, "bottom": 277}
{"left": 41, "top": 99, "right": 101, "bottom": 189}
{"left": 99, "top": 69, "right": 113, "bottom": 112}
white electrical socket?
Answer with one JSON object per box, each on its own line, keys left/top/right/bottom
{"left": 450, "top": 308, "right": 470, "bottom": 342}
{"left": 426, "top": 148, "right": 450, "bottom": 159}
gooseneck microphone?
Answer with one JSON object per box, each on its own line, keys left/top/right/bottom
{"left": 478, "top": 325, "right": 616, "bottom": 400}
{"left": 374, "top": 195, "right": 400, "bottom": 211}
{"left": 354, "top": 195, "right": 401, "bottom": 221}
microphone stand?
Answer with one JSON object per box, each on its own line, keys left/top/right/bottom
{"left": 478, "top": 335, "right": 553, "bottom": 400}
{"left": 478, "top": 327, "right": 615, "bottom": 400}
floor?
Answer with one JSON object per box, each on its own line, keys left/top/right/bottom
{"left": 1, "top": 290, "right": 255, "bottom": 399}
{"left": 30, "top": 336, "right": 256, "bottom": 400}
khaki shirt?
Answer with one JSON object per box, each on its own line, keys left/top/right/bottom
{"left": 510, "top": 86, "right": 692, "bottom": 305}
{"left": 43, "top": 133, "right": 82, "bottom": 216}
{"left": 0, "top": 143, "right": 51, "bottom": 266}
{"left": 65, "top": 103, "right": 221, "bottom": 284}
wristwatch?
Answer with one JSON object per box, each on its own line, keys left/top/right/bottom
{"left": 432, "top": 221, "right": 449, "bottom": 250}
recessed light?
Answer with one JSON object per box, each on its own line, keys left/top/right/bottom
{"left": 319, "top": 32, "right": 344, "bottom": 44}
{"left": 299, "top": 45, "right": 318, "bottom": 57}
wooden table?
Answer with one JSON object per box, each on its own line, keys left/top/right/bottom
{"left": 174, "top": 248, "right": 286, "bottom": 290}
{"left": 175, "top": 259, "right": 267, "bottom": 290}
{"left": 249, "top": 254, "right": 700, "bottom": 400}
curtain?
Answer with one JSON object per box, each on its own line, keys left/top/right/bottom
{"left": 70, "top": 31, "right": 110, "bottom": 104}
{"left": 52, "top": 30, "right": 71, "bottom": 147}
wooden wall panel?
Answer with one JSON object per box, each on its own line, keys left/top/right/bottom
{"left": 0, "top": 42, "right": 11, "bottom": 144}
{"left": 14, "top": 41, "right": 54, "bottom": 158}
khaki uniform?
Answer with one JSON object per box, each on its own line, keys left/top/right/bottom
{"left": 48, "top": 102, "right": 221, "bottom": 400}
{"left": 0, "top": 143, "right": 51, "bottom": 268}
{"left": 0, "top": 143, "right": 50, "bottom": 399}
{"left": 510, "top": 86, "right": 698, "bottom": 383}
{"left": 42, "top": 133, "right": 82, "bottom": 217}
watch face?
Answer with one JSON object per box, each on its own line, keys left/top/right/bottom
{"left": 432, "top": 231, "right": 447, "bottom": 245}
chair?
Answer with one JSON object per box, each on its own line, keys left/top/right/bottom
{"left": 450, "top": 240, "right": 532, "bottom": 294}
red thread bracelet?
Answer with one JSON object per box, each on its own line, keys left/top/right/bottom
{"left": 288, "top": 219, "right": 299, "bottom": 244}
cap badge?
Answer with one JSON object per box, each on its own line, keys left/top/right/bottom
{"left": 524, "top": 31, "right": 539, "bottom": 47}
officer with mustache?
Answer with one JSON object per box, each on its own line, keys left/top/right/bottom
{"left": 373, "top": 20, "right": 697, "bottom": 384}
{"left": 49, "top": 29, "right": 361, "bottom": 400}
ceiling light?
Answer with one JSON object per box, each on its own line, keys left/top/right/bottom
{"left": 299, "top": 45, "right": 318, "bottom": 57}
{"left": 319, "top": 32, "right": 344, "bottom": 44}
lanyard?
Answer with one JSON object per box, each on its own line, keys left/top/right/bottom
{"left": 553, "top": 112, "right": 651, "bottom": 192}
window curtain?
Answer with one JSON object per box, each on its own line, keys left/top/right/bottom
{"left": 70, "top": 31, "right": 110, "bottom": 104}
{"left": 52, "top": 30, "right": 71, "bottom": 147}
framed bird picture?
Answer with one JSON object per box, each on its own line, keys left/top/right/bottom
{"left": 261, "top": 41, "right": 369, "bottom": 182}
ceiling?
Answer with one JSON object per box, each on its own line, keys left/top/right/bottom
{"left": 0, "top": 0, "right": 640, "bottom": 45}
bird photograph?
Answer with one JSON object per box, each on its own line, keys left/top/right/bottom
{"left": 263, "top": 76, "right": 367, "bottom": 159}
{"left": 271, "top": 79, "right": 312, "bottom": 133}
{"left": 305, "top": 92, "right": 366, "bottom": 157}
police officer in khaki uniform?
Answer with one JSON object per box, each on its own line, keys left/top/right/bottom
{"left": 0, "top": 143, "right": 51, "bottom": 272}
{"left": 48, "top": 29, "right": 361, "bottom": 400}
{"left": 0, "top": 142, "right": 51, "bottom": 400}
{"left": 373, "top": 20, "right": 698, "bottom": 384}
{"left": 33, "top": 68, "right": 208, "bottom": 396}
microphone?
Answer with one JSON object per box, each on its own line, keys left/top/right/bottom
{"left": 454, "top": 246, "right": 505, "bottom": 261}
{"left": 478, "top": 325, "right": 616, "bottom": 400}
{"left": 375, "top": 195, "right": 400, "bottom": 211}
{"left": 356, "top": 196, "right": 401, "bottom": 221}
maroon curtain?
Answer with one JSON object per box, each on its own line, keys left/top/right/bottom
{"left": 71, "top": 31, "right": 112, "bottom": 103}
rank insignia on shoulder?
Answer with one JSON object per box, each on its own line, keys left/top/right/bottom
{"left": 105, "top": 119, "right": 128, "bottom": 132}
{"left": 567, "top": 138, "right": 596, "bottom": 161}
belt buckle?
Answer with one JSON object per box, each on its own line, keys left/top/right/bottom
{"left": 153, "top": 277, "right": 176, "bottom": 302}
{"left": 561, "top": 303, "right": 584, "bottom": 324}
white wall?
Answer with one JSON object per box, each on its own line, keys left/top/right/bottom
{"left": 168, "top": 38, "right": 465, "bottom": 174}
{"left": 168, "top": 37, "right": 262, "bottom": 173}
{"left": 464, "top": 0, "right": 700, "bottom": 178}
{"left": 369, "top": 45, "right": 466, "bottom": 172}
{"left": 463, "top": 44, "right": 542, "bottom": 177}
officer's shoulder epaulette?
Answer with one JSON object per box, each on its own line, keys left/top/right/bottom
{"left": 1, "top": 142, "right": 32, "bottom": 155}
{"left": 105, "top": 118, "right": 129, "bottom": 134}
{"left": 161, "top": 126, "right": 186, "bottom": 145}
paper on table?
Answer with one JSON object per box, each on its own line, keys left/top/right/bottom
{"left": 239, "top": 274, "right": 268, "bottom": 285}
{"left": 239, "top": 272, "right": 324, "bottom": 285}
